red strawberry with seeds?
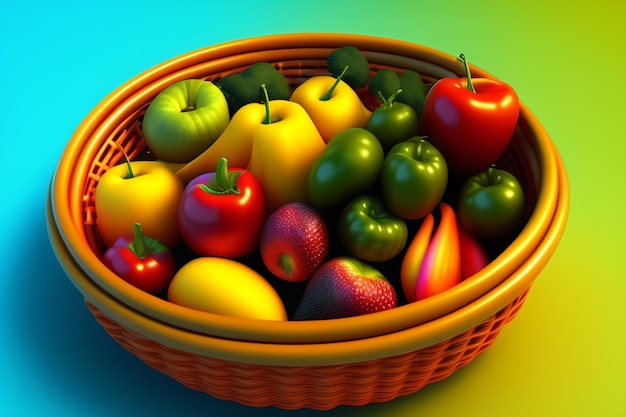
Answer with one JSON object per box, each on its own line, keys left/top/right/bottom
{"left": 259, "top": 202, "right": 329, "bottom": 282}
{"left": 293, "top": 257, "right": 397, "bottom": 320}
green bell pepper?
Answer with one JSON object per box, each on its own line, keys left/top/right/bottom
{"left": 338, "top": 194, "right": 408, "bottom": 262}
{"left": 381, "top": 137, "right": 448, "bottom": 220}
{"left": 307, "top": 127, "right": 384, "bottom": 210}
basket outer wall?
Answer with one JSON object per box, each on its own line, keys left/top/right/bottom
{"left": 47, "top": 149, "right": 568, "bottom": 410}
{"left": 46, "top": 33, "right": 570, "bottom": 410}
{"left": 84, "top": 292, "right": 530, "bottom": 410}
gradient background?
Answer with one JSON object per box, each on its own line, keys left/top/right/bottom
{"left": 1, "top": 1, "right": 624, "bottom": 416}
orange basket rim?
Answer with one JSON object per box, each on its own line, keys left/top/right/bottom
{"left": 50, "top": 33, "right": 564, "bottom": 344}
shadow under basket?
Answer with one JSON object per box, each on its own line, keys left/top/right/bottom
{"left": 47, "top": 33, "right": 569, "bottom": 410}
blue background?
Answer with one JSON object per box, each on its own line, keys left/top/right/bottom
{"left": 1, "top": 1, "right": 624, "bottom": 416}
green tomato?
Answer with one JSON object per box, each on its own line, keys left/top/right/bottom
{"left": 307, "top": 128, "right": 384, "bottom": 210}
{"left": 364, "top": 95, "right": 420, "bottom": 152}
{"left": 142, "top": 79, "right": 230, "bottom": 163}
{"left": 457, "top": 166, "right": 525, "bottom": 241}
{"left": 338, "top": 195, "right": 408, "bottom": 262}
{"left": 381, "top": 137, "right": 448, "bottom": 219}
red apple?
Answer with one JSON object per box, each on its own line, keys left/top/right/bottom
{"left": 293, "top": 257, "right": 397, "bottom": 320}
{"left": 259, "top": 202, "right": 329, "bottom": 282}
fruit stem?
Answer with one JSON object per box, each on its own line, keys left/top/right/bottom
{"left": 414, "top": 138, "right": 426, "bottom": 162}
{"left": 129, "top": 222, "right": 161, "bottom": 258}
{"left": 487, "top": 165, "right": 502, "bottom": 185}
{"left": 261, "top": 83, "right": 271, "bottom": 124}
{"left": 458, "top": 54, "right": 476, "bottom": 93}
{"left": 320, "top": 65, "right": 349, "bottom": 101}
{"left": 130, "top": 223, "right": 147, "bottom": 258}
{"left": 200, "top": 157, "right": 242, "bottom": 195}
{"left": 116, "top": 143, "right": 134, "bottom": 179}
{"left": 183, "top": 81, "right": 199, "bottom": 112}
{"left": 377, "top": 88, "right": 403, "bottom": 109}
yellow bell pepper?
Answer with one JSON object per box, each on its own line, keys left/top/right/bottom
{"left": 247, "top": 85, "right": 327, "bottom": 213}
{"left": 290, "top": 70, "right": 372, "bottom": 143}
{"left": 175, "top": 103, "right": 268, "bottom": 184}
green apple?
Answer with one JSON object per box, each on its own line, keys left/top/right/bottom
{"left": 457, "top": 166, "right": 526, "bottom": 241}
{"left": 142, "top": 79, "right": 230, "bottom": 163}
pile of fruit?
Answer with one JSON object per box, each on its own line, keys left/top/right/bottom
{"left": 94, "top": 46, "right": 526, "bottom": 321}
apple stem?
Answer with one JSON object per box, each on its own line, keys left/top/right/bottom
{"left": 320, "top": 65, "right": 349, "bottom": 101}
{"left": 261, "top": 83, "right": 272, "bottom": 124}
{"left": 487, "top": 166, "right": 502, "bottom": 185}
{"left": 116, "top": 143, "right": 134, "bottom": 179}
{"left": 458, "top": 54, "right": 476, "bottom": 93}
{"left": 413, "top": 138, "right": 427, "bottom": 162}
{"left": 182, "top": 81, "right": 199, "bottom": 112}
{"left": 200, "top": 157, "right": 242, "bottom": 195}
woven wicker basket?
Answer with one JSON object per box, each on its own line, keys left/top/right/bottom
{"left": 47, "top": 33, "right": 569, "bottom": 410}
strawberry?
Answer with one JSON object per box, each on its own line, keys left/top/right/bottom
{"left": 259, "top": 202, "right": 329, "bottom": 282}
{"left": 293, "top": 257, "right": 397, "bottom": 320}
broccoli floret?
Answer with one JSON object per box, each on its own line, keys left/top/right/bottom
{"left": 396, "top": 70, "right": 428, "bottom": 116}
{"left": 368, "top": 69, "right": 428, "bottom": 116}
{"left": 369, "top": 70, "right": 402, "bottom": 101}
{"left": 215, "top": 62, "right": 291, "bottom": 116}
{"left": 326, "top": 46, "right": 370, "bottom": 89}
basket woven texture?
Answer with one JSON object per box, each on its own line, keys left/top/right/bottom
{"left": 48, "top": 33, "right": 569, "bottom": 410}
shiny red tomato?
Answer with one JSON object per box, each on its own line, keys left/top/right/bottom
{"left": 102, "top": 223, "right": 176, "bottom": 294}
{"left": 420, "top": 54, "right": 520, "bottom": 177}
{"left": 177, "top": 157, "right": 266, "bottom": 258}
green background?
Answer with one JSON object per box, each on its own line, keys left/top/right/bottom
{"left": 1, "top": 0, "right": 624, "bottom": 416}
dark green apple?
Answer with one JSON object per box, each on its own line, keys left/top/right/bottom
{"left": 381, "top": 136, "right": 448, "bottom": 220}
{"left": 457, "top": 166, "right": 525, "bottom": 241}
